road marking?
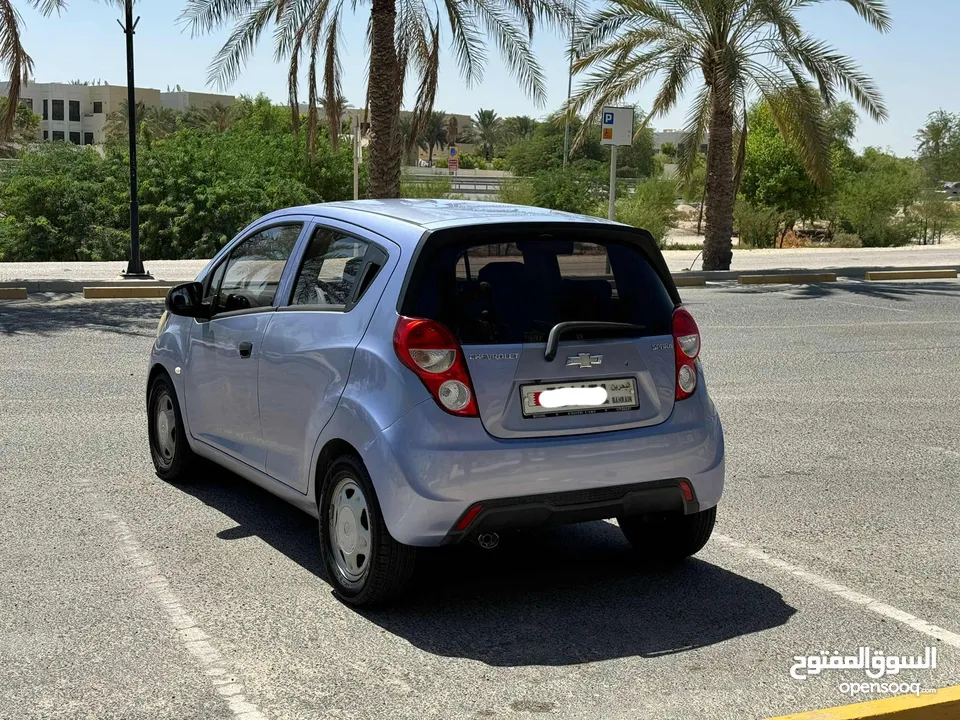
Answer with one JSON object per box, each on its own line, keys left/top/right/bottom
{"left": 825, "top": 299, "right": 913, "bottom": 314}
{"left": 921, "top": 445, "right": 960, "bottom": 461}
{"left": 712, "top": 534, "right": 960, "bottom": 649}
{"left": 710, "top": 320, "right": 960, "bottom": 330}
{"left": 104, "top": 513, "right": 268, "bottom": 719}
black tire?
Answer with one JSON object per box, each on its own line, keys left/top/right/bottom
{"left": 319, "top": 455, "right": 416, "bottom": 607}
{"left": 147, "top": 372, "right": 199, "bottom": 482}
{"left": 618, "top": 505, "right": 717, "bottom": 563}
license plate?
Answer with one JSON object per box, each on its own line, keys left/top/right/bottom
{"left": 521, "top": 377, "right": 639, "bottom": 417}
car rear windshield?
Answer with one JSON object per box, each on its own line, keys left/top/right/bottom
{"left": 402, "top": 226, "right": 676, "bottom": 345}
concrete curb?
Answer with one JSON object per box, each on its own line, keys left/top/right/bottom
{"left": 0, "top": 288, "right": 27, "bottom": 300}
{"left": 82, "top": 286, "right": 171, "bottom": 299}
{"left": 865, "top": 269, "right": 958, "bottom": 281}
{"left": 767, "top": 685, "right": 960, "bottom": 720}
{"left": 739, "top": 273, "right": 837, "bottom": 285}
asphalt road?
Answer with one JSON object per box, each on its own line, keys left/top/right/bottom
{"left": 1, "top": 280, "right": 959, "bottom": 720}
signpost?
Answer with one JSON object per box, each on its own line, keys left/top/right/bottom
{"left": 600, "top": 107, "right": 634, "bottom": 221}
{"left": 448, "top": 145, "right": 459, "bottom": 173}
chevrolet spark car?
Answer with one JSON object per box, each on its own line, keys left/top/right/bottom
{"left": 148, "top": 200, "right": 724, "bottom": 606}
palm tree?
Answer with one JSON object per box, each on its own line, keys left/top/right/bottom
{"left": 203, "top": 101, "right": 235, "bottom": 132}
{"left": 473, "top": 108, "right": 501, "bottom": 162}
{"left": 103, "top": 99, "right": 147, "bottom": 142}
{"left": 0, "top": 0, "right": 68, "bottom": 139}
{"left": 502, "top": 115, "right": 537, "bottom": 144}
{"left": 181, "top": 0, "right": 565, "bottom": 197}
{"left": 422, "top": 110, "right": 447, "bottom": 164}
{"left": 567, "top": 0, "right": 890, "bottom": 271}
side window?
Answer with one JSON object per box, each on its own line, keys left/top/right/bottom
{"left": 212, "top": 224, "right": 302, "bottom": 315}
{"left": 290, "top": 228, "right": 380, "bottom": 309}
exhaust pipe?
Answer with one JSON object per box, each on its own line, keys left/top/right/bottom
{"left": 476, "top": 532, "right": 500, "bottom": 550}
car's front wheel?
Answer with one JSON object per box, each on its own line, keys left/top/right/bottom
{"left": 618, "top": 506, "right": 717, "bottom": 563}
{"left": 147, "top": 372, "right": 198, "bottom": 482}
{"left": 319, "top": 455, "right": 416, "bottom": 606}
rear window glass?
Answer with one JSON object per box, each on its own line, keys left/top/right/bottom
{"left": 405, "top": 233, "right": 674, "bottom": 345}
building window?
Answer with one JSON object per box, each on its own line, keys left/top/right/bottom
{"left": 43, "top": 99, "right": 48, "bottom": 120}
{"left": 93, "top": 101, "right": 103, "bottom": 114}
{"left": 69, "top": 100, "right": 80, "bottom": 122}
{"left": 84, "top": 132, "right": 94, "bottom": 145}
{"left": 23, "top": 98, "right": 33, "bottom": 111}
{"left": 43, "top": 130, "right": 48, "bottom": 140}
{"left": 69, "top": 132, "right": 81, "bottom": 145}
{"left": 53, "top": 131, "right": 64, "bottom": 141}
{"left": 52, "top": 99, "right": 64, "bottom": 121}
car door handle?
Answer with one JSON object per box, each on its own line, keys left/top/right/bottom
{"left": 238, "top": 341, "right": 253, "bottom": 358}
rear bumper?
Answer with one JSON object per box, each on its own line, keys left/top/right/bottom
{"left": 364, "top": 376, "right": 724, "bottom": 547}
{"left": 441, "top": 478, "right": 699, "bottom": 545}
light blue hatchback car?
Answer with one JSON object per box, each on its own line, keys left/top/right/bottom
{"left": 148, "top": 200, "right": 724, "bottom": 606}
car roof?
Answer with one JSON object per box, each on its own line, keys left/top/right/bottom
{"left": 266, "top": 199, "right": 616, "bottom": 249}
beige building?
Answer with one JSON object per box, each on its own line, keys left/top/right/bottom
{"left": 0, "top": 81, "right": 235, "bottom": 145}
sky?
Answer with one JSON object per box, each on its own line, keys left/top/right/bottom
{"left": 13, "top": 0, "right": 959, "bottom": 156}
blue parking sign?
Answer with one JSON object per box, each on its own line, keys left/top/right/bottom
{"left": 603, "top": 111, "right": 615, "bottom": 125}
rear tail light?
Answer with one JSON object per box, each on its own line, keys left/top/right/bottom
{"left": 394, "top": 316, "right": 480, "bottom": 417}
{"left": 672, "top": 307, "right": 701, "bottom": 401}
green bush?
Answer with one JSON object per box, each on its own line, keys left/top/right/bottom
{"left": 527, "top": 169, "right": 605, "bottom": 215}
{"left": 401, "top": 176, "right": 452, "bottom": 199}
{"left": 458, "top": 154, "right": 486, "bottom": 170}
{"left": 735, "top": 200, "right": 781, "bottom": 248}
{"left": 434, "top": 157, "right": 448, "bottom": 168}
{"left": 491, "top": 157, "right": 509, "bottom": 171}
{"left": 0, "top": 95, "right": 359, "bottom": 261}
{"left": 613, "top": 179, "right": 678, "bottom": 246}
{"left": 497, "top": 178, "right": 537, "bottom": 206}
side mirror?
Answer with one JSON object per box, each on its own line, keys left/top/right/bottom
{"left": 166, "top": 282, "right": 209, "bottom": 319}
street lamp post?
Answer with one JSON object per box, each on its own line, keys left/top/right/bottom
{"left": 561, "top": 2, "right": 577, "bottom": 170}
{"left": 119, "top": 0, "right": 150, "bottom": 279}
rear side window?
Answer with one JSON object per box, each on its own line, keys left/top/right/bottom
{"left": 290, "top": 227, "right": 384, "bottom": 310}
{"left": 404, "top": 230, "right": 675, "bottom": 344}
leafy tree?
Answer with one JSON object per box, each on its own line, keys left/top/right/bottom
{"left": 916, "top": 110, "right": 960, "bottom": 182}
{"left": 616, "top": 126, "right": 657, "bottom": 179}
{"left": 182, "top": 0, "right": 562, "bottom": 199}
{"left": 567, "top": 0, "right": 890, "bottom": 270}
{"left": 473, "top": 109, "right": 502, "bottom": 162}
{"left": 0, "top": 97, "right": 40, "bottom": 157}
{"left": 660, "top": 142, "right": 676, "bottom": 159}
{"left": 506, "top": 111, "right": 604, "bottom": 176}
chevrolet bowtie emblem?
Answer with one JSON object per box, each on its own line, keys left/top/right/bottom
{"left": 566, "top": 353, "right": 603, "bottom": 368}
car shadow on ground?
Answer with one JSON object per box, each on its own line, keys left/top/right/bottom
{"left": 0, "top": 295, "right": 163, "bottom": 337}
{"left": 179, "top": 464, "right": 796, "bottom": 667}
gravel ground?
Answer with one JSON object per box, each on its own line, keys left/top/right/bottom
{"left": 1, "top": 280, "right": 958, "bottom": 720}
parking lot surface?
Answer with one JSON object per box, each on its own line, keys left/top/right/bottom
{"left": 1, "top": 279, "right": 958, "bottom": 719}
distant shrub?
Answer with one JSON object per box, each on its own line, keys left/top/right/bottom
{"left": 434, "top": 157, "right": 448, "bottom": 168}
{"left": 401, "top": 176, "right": 452, "bottom": 199}
{"left": 491, "top": 157, "right": 509, "bottom": 171}
{"left": 497, "top": 177, "right": 536, "bottom": 206}
{"left": 613, "top": 179, "right": 678, "bottom": 246}
{"left": 830, "top": 232, "right": 862, "bottom": 248}
{"left": 735, "top": 200, "right": 781, "bottom": 248}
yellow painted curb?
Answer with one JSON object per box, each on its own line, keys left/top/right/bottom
{"left": 673, "top": 276, "right": 707, "bottom": 287}
{"left": 83, "top": 286, "right": 171, "bottom": 299}
{"left": 0, "top": 288, "right": 27, "bottom": 300}
{"left": 865, "top": 269, "right": 957, "bottom": 281}
{"left": 768, "top": 685, "right": 960, "bottom": 720}
{"left": 740, "top": 273, "right": 837, "bottom": 285}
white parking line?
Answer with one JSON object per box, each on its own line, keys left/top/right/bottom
{"left": 104, "top": 513, "right": 269, "bottom": 720}
{"left": 825, "top": 298, "right": 914, "bottom": 313}
{"left": 712, "top": 533, "right": 960, "bottom": 649}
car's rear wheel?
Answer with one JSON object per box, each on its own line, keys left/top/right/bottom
{"left": 148, "top": 373, "right": 198, "bottom": 482}
{"left": 319, "top": 455, "right": 416, "bottom": 607}
{"left": 618, "top": 506, "right": 716, "bottom": 563}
